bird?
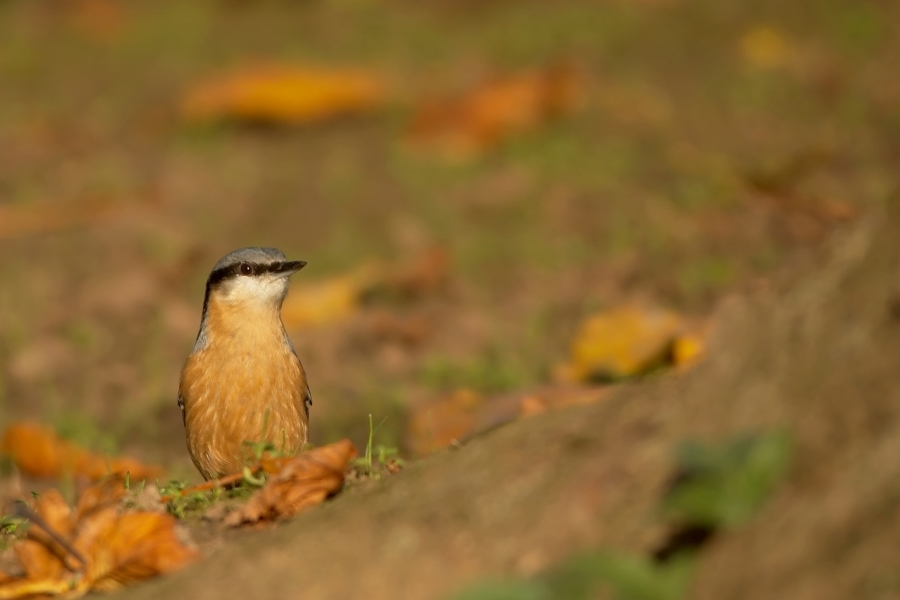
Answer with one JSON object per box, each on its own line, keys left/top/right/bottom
{"left": 178, "top": 247, "right": 312, "bottom": 480}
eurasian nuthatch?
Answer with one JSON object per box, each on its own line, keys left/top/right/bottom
{"left": 178, "top": 247, "right": 311, "bottom": 480}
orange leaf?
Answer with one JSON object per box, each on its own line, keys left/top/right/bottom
{"left": 406, "top": 63, "right": 585, "bottom": 160}
{"left": 74, "top": 509, "right": 199, "bottom": 592}
{"left": 181, "top": 63, "right": 386, "bottom": 126}
{"left": 0, "top": 423, "right": 69, "bottom": 478}
{"left": 73, "top": 475, "right": 128, "bottom": 520}
{"left": 13, "top": 540, "right": 68, "bottom": 584}
{"left": 1, "top": 478, "right": 197, "bottom": 598}
{"left": 0, "top": 576, "right": 73, "bottom": 599}
{"left": 225, "top": 439, "right": 356, "bottom": 526}
{"left": 20, "top": 490, "right": 76, "bottom": 576}
{"left": 0, "top": 422, "right": 162, "bottom": 482}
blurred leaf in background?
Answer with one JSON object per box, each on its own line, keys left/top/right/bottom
{"left": 0, "top": 422, "right": 162, "bottom": 483}
{"left": 556, "top": 306, "right": 703, "bottom": 383}
{"left": 405, "top": 62, "right": 586, "bottom": 161}
{"left": 180, "top": 62, "right": 387, "bottom": 126}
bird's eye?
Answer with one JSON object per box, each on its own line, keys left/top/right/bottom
{"left": 240, "top": 263, "right": 253, "bottom": 275}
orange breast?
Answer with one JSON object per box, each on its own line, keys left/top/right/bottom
{"left": 180, "top": 302, "right": 308, "bottom": 480}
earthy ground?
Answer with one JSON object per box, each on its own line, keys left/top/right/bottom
{"left": 1, "top": 0, "right": 899, "bottom": 598}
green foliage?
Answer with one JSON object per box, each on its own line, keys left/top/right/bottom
{"left": 449, "top": 430, "right": 792, "bottom": 600}
{"left": 351, "top": 413, "right": 404, "bottom": 479}
{"left": 54, "top": 413, "right": 119, "bottom": 456}
{"left": 419, "top": 347, "right": 534, "bottom": 394}
{"left": 663, "top": 431, "right": 792, "bottom": 528}
{"left": 448, "top": 551, "right": 695, "bottom": 600}
{"left": 157, "top": 478, "right": 260, "bottom": 520}
{"left": 445, "top": 580, "right": 548, "bottom": 600}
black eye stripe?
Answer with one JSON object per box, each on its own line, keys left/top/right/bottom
{"left": 206, "top": 262, "right": 289, "bottom": 287}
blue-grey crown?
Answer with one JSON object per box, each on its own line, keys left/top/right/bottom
{"left": 212, "top": 247, "right": 287, "bottom": 271}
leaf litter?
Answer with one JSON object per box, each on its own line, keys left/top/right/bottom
{"left": 0, "top": 476, "right": 198, "bottom": 599}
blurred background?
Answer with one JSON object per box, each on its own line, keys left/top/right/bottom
{"left": 0, "top": 0, "right": 897, "bottom": 480}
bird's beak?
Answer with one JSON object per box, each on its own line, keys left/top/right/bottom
{"left": 273, "top": 260, "right": 307, "bottom": 278}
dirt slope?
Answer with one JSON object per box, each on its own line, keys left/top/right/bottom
{"left": 120, "top": 204, "right": 900, "bottom": 600}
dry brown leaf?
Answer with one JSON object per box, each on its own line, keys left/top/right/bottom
{"left": 73, "top": 475, "right": 128, "bottom": 520}
{"left": 376, "top": 246, "right": 450, "bottom": 299}
{"left": 16, "top": 490, "right": 75, "bottom": 579}
{"left": 0, "top": 195, "right": 147, "bottom": 241}
{"left": 181, "top": 63, "right": 386, "bottom": 126}
{"left": 0, "top": 478, "right": 198, "bottom": 599}
{"left": 406, "top": 385, "right": 610, "bottom": 456}
{"left": 0, "top": 422, "right": 162, "bottom": 482}
{"left": 75, "top": 509, "right": 198, "bottom": 592}
{"left": 406, "top": 63, "right": 585, "bottom": 160}
{"left": 406, "top": 389, "right": 483, "bottom": 457}
{"left": 226, "top": 439, "right": 356, "bottom": 527}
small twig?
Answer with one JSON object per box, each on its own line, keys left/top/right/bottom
{"left": 160, "top": 467, "right": 262, "bottom": 503}
{"left": 10, "top": 501, "right": 87, "bottom": 568}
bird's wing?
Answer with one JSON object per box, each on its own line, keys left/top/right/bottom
{"left": 177, "top": 394, "right": 186, "bottom": 425}
{"left": 303, "top": 383, "right": 313, "bottom": 419}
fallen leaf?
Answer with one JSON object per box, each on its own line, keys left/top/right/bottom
{"left": 740, "top": 26, "right": 792, "bottom": 70}
{"left": 181, "top": 63, "right": 386, "bottom": 126}
{"left": 15, "top": 491, "right": 75, "bottom": 579}
{"left": 406, "top": 62, "right": 585, "bottom": 160}
{"left": 0, "top": 422, "right": 162, "bottom": 482}
{"left": 281, "top": 264, "right": 383, "bottom": 329}
{"left": 225, "top": 439, "right": 356, "bottom": 527}
{"left": 0, "top": 478, "right": 198, "bottom": 599}
{"left": 672, "top": 334, "right": 704, "bottom": 369}
{"left": 281, "top": 248, "right": 450, "bottom": 330}
{"left": 76, "top": 509, "right": 198, "bottom": 592}
{"left": 560, "top": 306, "right": 685, "bottom": 382}
{"left": 375, "top": 246, "right": 450, "bottom": 300}
{"left": 406, "top": 385, "right": 610, "bottom": 456}
{"left": 363, "top": 311, "right": 434, "bottom": 347}
{"left": 406, "top": 388, "right": 483, "bottom": 457}
{"left": 0, "top": 195, "right": 150, "bottom": 241}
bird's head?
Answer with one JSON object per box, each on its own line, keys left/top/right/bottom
{"left": 202, "top": 247, "right": 306, "bottom": 314}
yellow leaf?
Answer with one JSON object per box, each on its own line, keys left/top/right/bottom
{"left": 181, "top": 63, "right": 386, "bottom": 125}
{"left": 672, "top": 334, "right": 705, "bottom": 369}
{"left": 281, "top": 265, "right": 382, "bottom": 329}
{"left": 740, "top": 26, "right": 791, "bottom": 70}
{"left": 566, "top": 307, "right": 684, "bottom": 381}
